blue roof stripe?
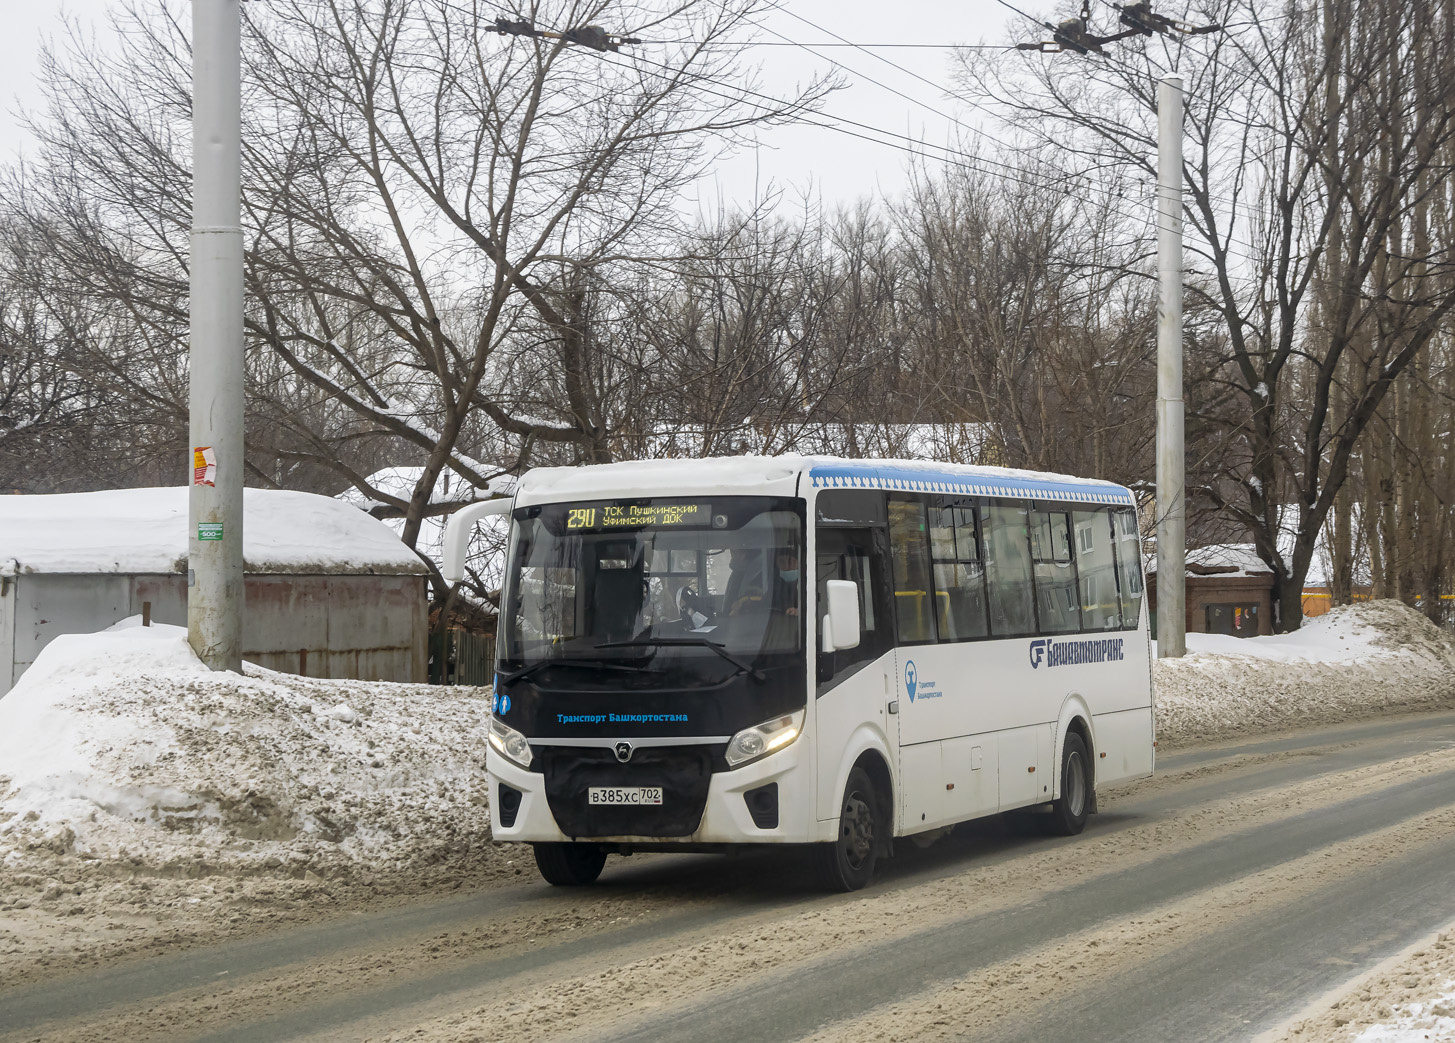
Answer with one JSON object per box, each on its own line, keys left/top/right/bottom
{"left": 808, "top": 464, "right": 1132, "bottom": 505}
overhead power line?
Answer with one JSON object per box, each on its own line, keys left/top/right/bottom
{"left": 607, "top": 47, "right": 1273, "bottom": 266}
{"left": 484, "top": 7, "right": 1249, "bottom": 211}
{"left": 633, "top": 40, "right": 1013, "bottom": 49}
{"left": 468, "top": 7, "right": 1280, "bottom": 267}
{"left": 1003, "top": 0, "right": 1219, "bottom": 56}
{"left": 746, "top": 18, "right": 1053, "bottom": 194}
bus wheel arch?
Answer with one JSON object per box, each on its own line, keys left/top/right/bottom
{"left": 852, "top": 749, "right": 895, "bottom": 857}
{"left": 813, "top": 761, "right": 887, "bottom": 891}
{"left": 1054, "top": 696, "right": 1098, "bottom": 815}
{"left": 1065, "top": 714, "right": 1097, "bottom": 814}
{"left": 1047, "top": 731, "right": 1092, "bottom": 835}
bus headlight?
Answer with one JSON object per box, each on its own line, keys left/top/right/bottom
{"left": 488, "top": 715, "right": 533, "bottom": 769}
{"left": 725, "top": 710, "right": 804, "bottom": 769}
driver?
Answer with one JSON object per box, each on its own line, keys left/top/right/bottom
{"left": 723, "top": 547, "right": 766, "bottom": 616}
{"left": 772, "top": 550, "right": 801, "bottom": 617}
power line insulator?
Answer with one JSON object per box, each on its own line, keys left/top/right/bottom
{"left": 562, "top": 25, "right": 619, "bottom": 52}
{"left": 492, "top": 17, "right": 541, "bottom": 38}
{"left": 1010, "top": 0, "right": 1221, "bottom": 55}
{"left": 1113, "top": 3, "right": 1221, "bottom": 37}
{"left": 490, "top": 18, "right": 640, "bottom": 51}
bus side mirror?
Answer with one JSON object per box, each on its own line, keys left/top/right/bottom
{"left": 823, "top": 580, "right": 861, "bottom": 652}
{"left": 442, "top": 497, "right": 513, "bottom": 582}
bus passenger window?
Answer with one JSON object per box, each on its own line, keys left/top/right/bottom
{"left": 888, "top": 498, "right": 936, "bottom": 643}
{"left": 1113, "top": 508, "right": 1145, "bottom": 627}
{"left": 982, "top": 504, "right": 1036, "bottom": 637}
{"left": 1031, "top": 509, "right": 1080, "bottom": 634}
{"left": 929, "top": 503, "right": 988, "bottom": 640}
{"left": 1074, "top": 509, "right": 1122, "bottom": 631}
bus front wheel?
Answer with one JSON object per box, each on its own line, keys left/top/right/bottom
{"left": 813, "top": 766, "right": 881, "bottom": 892}
{"left": 533, "top": 842, "right": 607, "bottom": 886}
{"left": 1047, "top": 733, "right": 1091, "bottom": 836}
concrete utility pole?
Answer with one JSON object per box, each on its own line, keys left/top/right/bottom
{"left": 1155, "top": 73, "right": 1186, "bottom": 658}
{"left": 188, "top": 0, "right": 245, "bottom": 671}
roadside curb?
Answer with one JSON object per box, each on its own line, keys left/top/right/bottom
{"left": 1250, "top": 912, "right": 1455, "bottom": 1042}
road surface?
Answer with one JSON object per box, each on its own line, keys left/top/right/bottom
{"left": 5, "top": 710, "right": 1455, "bottom": 1043}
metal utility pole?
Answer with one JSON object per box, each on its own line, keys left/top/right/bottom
{"left": 1155, "top": 73, "right": 1186, "bottom": 658}
{"left": 188, "top": 0, "right": 245, "bottom": 671}
{"left": 1007, "top": 7, "right": 1213, "bottom": 655}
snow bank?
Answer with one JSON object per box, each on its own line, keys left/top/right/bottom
{"left": 3, "top": 598, "right": 1449, "bottom": 915}
{"left": 1275, "top": 928, "right": 1455, "bottom": 1043}
{"left": 1155, "top": 600, "right": 1455, "bottom": 745}
{"left": 1355, "top": 988, "right": 1455, "bottom": 1042}
{"left": 0, "top": 487, "right": 425, "bottom": 575}
{"left": 0, "top": 623, "right": 490, "bottom": 883}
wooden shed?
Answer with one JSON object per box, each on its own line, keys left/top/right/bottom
{"left": 1146, "top": 543, "right": 1275, "bottom": 638}
{"left": 0, "top": 487, "right": 429, "bottom": 697}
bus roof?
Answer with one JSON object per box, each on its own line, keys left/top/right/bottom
{"left": 806, "top": 459, "right": 1134, "bottom": 506}
{"left": 514, "top": 456, "right": 1135, "bottom": 508}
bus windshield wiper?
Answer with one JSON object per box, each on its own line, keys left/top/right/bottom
{"left": 594, "top": 638, "right": 767, "bottom": 683}
{"left": 499, "top": 658, "right": 640, "bottom": 686}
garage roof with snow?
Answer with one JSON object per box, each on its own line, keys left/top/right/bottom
{"left": 1146, "top": 543, "right": 1275, "bottom": 579}
{"left": 0, "top": 487, "right": 427, "bottom": 576}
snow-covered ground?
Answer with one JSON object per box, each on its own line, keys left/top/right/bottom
{"left": 1272, "top": 925, "right": 1455, "bottom": 1042}
{"left": 0, "top": 619, "right": 500, "bottom": 981}
{"left": 2, "top": 598, "right": 1452, "bottom": 985}
{"left": 1357, "top": 984, "right": 1455, "bottom": 1042}
{"left": 1153, "top": 600, "right": 1455, "bottom": 746}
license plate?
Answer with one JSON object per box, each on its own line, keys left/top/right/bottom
{"left": 588, "top": 786, "right": 663, "bottom": 806}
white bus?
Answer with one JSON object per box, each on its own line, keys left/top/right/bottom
{"left": 444, "top": 456, "right": 1154, "bottom": 891}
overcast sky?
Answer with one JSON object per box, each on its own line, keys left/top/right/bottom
{"left": 0, "top": 0, "right": 1026, "bottom": 211}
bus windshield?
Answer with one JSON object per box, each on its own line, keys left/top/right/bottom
{"left": 500, "top": 497, "right": 804, "bottom": 679}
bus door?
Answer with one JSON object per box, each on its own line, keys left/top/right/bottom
{"left": 813, "top": 512, "right": 896, "bottom": 824}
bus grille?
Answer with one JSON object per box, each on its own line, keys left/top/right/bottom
{"left": 539, "top": 745, "right": 714, "bottom": 838}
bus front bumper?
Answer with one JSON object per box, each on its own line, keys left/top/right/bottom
{"left": 486, "top": 740, "right": 815, "bottom": 844}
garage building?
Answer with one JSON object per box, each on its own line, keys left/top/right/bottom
{"left": 0, "top": 487, "right": 428, "bottom": 697}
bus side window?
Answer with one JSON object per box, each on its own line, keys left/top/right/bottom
{"left": 1030, "top": 509, "right": 1081, "bottom": 634}
{"left": 929, "top": 501, "right": 988, "bottom": 640}
{"left": 1112, "top": 508, "right": 1145, "bottom": 627}
{"left": 888, "top": 497, "right": 936, "bottom": 644}
{"left": 816, "top": 528, "right": 890, "bottom": 692}
{"left": 982, "top": 503, "right": 1037, "bottom": 637}
{"left": 1073, "top": 508, "right": 1122, "bottom": 631}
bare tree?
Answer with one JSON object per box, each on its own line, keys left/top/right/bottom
{"left": 891, "top": 160, "right": 1158, "bottom": 486}
{"left": 4, "top": 0, "right": 831, "bottom": 609}
{"left": 958, "top": 0, "right": 1455, "bottom": 629}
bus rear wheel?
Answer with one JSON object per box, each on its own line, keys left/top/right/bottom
{"left": 812, "top": 766, "right": 881, "bottom": 892}
{"left": 533, "top": 842, "right": 607, "bottom": 886}
{"left": 1047, "top": 733, "right": 1091, "bottom": 836}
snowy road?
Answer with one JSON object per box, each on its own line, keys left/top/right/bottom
{"left": 5, "top": 710, "right": 1455, "bottom": 1043}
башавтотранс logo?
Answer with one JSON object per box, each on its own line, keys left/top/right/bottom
{"left": 1029, "top": 637, "right": 1126, "bottom": 669}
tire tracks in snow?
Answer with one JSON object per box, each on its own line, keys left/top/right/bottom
{"left": 296, "top": 763, "right": 1455, "bottom": 1043}
{"left": 4, "top": 720, "right": 1455, "bottom": 1043}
